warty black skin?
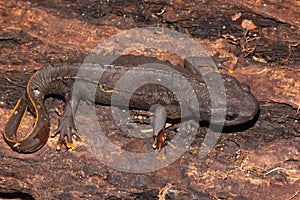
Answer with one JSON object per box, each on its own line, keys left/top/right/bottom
{"left": 3, "top": 56, "right": 259, "bottom": 153}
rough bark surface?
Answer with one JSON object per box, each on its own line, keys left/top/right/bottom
{"left": 0, "top": 0, "right": 299, "bottom": 199}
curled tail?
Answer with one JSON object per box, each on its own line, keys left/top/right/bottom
{"left": 3, "top": 95, "right": 50, "bottom": 153}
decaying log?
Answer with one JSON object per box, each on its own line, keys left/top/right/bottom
{"left": 0, "top": 0, "right": 299, "bottom": 199}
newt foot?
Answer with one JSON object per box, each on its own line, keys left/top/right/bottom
{"left": 52, "top": 122, "right": 81, "bottom": 151}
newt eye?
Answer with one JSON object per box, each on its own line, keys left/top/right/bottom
{"left": 240, "top": 84, "right": 250, "bottom": 92}
{"left": 225, "top": 112, "right": 238, "bottom": 121}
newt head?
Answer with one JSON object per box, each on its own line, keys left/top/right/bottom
{"left": 189, "top": 72, "right": 259, "bottom": 126}
{"left": 219, "top": 73, "right": 259, "bottom": 126}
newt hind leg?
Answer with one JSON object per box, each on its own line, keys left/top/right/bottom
{"left": 51, "top": 96, "right": 81, "bottom": 151}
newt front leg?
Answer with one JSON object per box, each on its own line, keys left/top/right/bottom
{"left": 151, "top": 104, "right": 168, "bottom": 151}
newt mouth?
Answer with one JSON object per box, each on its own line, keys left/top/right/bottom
{"left": 224, "top": 105, "right": 259, "bottom": 126}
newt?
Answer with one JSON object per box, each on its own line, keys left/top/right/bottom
{"left": 3, "top": 55, "right": 259, "bottom": 153}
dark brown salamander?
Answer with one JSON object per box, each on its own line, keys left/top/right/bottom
{"left": 3, "top": 55, "right": 259, "bottom": 153}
